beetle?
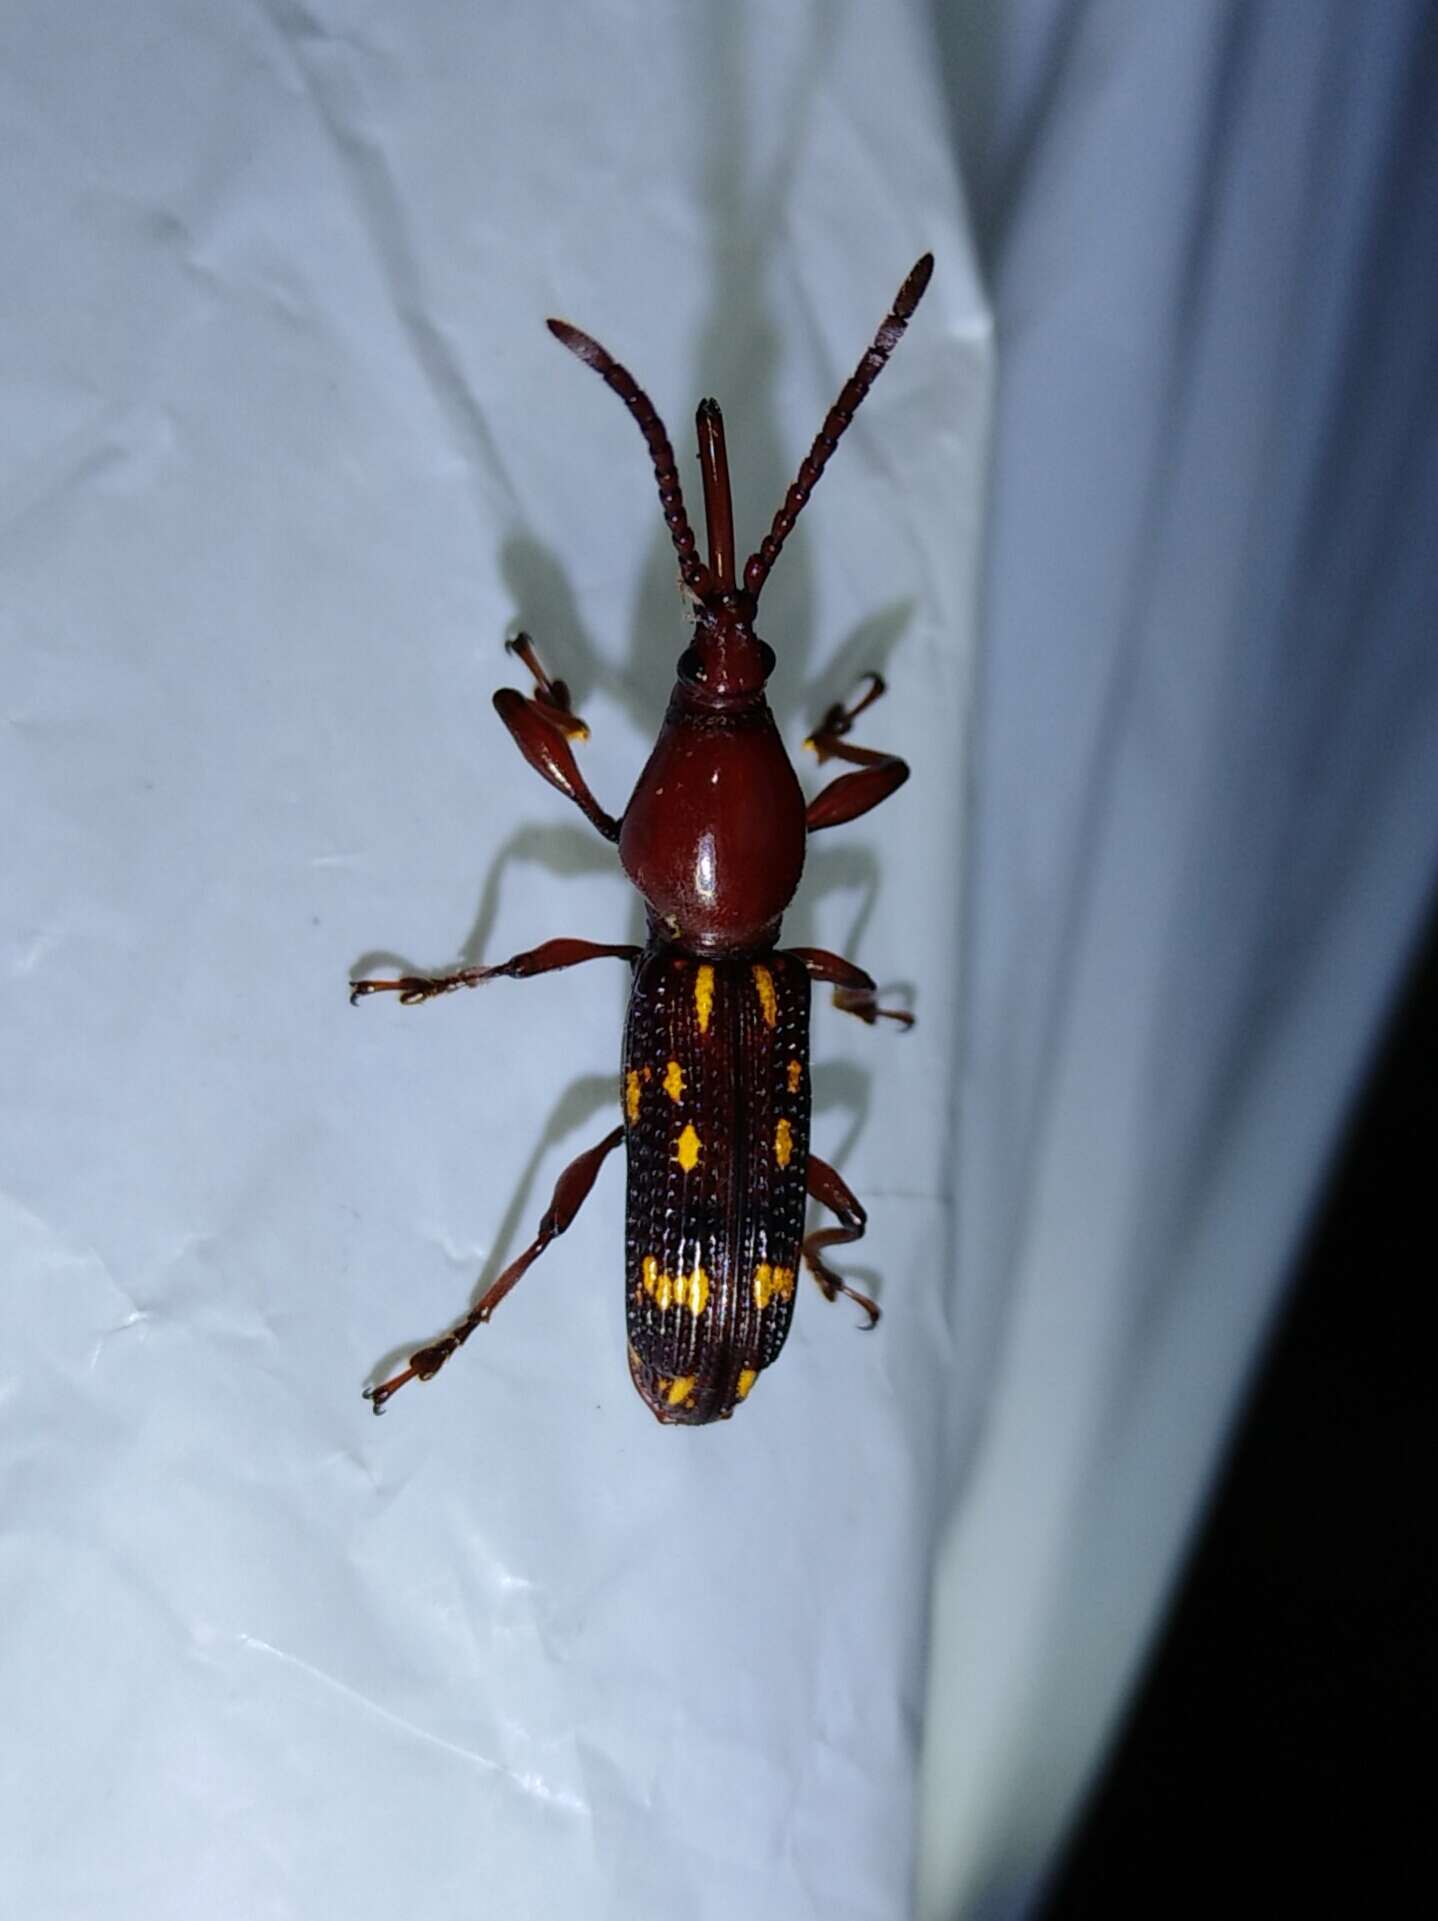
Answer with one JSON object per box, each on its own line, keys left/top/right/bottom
{"left": 351, "top": 253, "right": 933, "bottom": 1424}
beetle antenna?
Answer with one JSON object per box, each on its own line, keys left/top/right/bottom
{"left": 696, "top": 399, "right": 736, "bottom": 593}
{"left": 547, "top": 318, "right": 713, "bottom": 596}
{"left": 742, "top": 253, "right": 934, "bottom": 600}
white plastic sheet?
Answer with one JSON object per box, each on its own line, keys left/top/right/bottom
{"left": 9, "top": 3, "right": 1436, "bottom": 1917}
{"left": 2, "top": 5, "right": 985, "bottom": 1918}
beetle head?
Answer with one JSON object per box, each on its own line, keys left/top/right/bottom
{"left": 678, "top": 585, "right": 775, "bottom": 700}
{"left": 548, "top": 253, "right": 932, "bottom": 701}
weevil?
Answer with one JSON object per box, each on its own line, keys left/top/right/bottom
{"left": 352, "top": 254, "right": 933, "bottom": 1424}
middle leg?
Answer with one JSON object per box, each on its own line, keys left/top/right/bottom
{"left": 786, "top": 947, "right": 914, "bottom": 1029}
{"left": 351, "top": 936, "right": 639, "bottom": 1006}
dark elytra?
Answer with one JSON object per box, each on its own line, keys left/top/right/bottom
{"left": 353, "top": 254, "right": 932, "bottom": 1424}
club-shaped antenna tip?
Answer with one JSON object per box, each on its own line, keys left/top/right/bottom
{"left": 546, "top": 317, "right": 604, "bottom": 368}
{"left": 904, "top": 253, "right": 935, "bottom": 306}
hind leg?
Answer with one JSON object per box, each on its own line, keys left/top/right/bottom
{"left": 802, "top": 1154, "right": 880, "bottom": 1327}
{"left": 365, "top": 1122, "right": 625, "bottom": 1413}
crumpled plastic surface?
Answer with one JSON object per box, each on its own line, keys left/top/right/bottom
{"left": 1, "top": 4, "right": 985, "bottom": 1918}
{"left": 7, "top": 3, "right": 1437, "bottom": 1919}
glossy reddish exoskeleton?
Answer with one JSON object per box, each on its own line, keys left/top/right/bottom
{"left": 352, "top": 254, "right": 932, "bottom": 1424}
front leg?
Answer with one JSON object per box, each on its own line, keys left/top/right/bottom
{"left": 495, "top": 632, "right": 622, "bottom": 843}
{"left": 804, "top": 671, "right": 909, "bottom": 833}
{"left": 351, "top": 936, "right": 639, "bottom": 1006}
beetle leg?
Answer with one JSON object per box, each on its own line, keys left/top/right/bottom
{"left": 365, "top": 1122, "right": 626, "bottom": 1413}
{"left": 802, "top": 1154, "right": 880, "bottom": 1327}
{"left": 505, "top": 631, "right": 588, "bottom": 735}
{"left": 495, "top": 632, "right": 622, "bottom": 843}
{"left": 743, "top": 254, "right": 934, "bottom": 599}
{"left": 829, "top": 983, "right": 914, "bottom": 1029}
{"left": 785, "top": 946, "right": 914, "bottom": 1029}
{"left": 803, "top": 671, "right": 910, "bottom": 833}
{"left": 350, "top": 935, "right": 640, "bottom": 1005}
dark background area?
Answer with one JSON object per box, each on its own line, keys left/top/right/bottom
{"left": 1042, "top": 893, "right": 1437, "bottom": 1912}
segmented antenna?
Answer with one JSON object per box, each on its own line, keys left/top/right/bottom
{"left": 743, "top": 253, "right": 934, "bottom": 600}
{"left": 547, "top": 318, "right": 713, "bottom": 596}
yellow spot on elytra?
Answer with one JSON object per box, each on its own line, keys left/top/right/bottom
{"left": 753, "top": 1263, "right": 796, "bottom": 1309}
{"left": 694, "top": 964, "right": 715, "bottom": 1035}
{"left": 641, "top": 1255, "right": 710, "bottom": 1317}
{"left": 673, "top": 1264, "right": 710, "bottom": 1316}
{"left": 736, "top": 1367, "right": 758, "bottom": 1401}
{"left": 753, "top": 964, "right": 777, "bottom": 1027}
{"left": 666, "top": 1374, "right": 697, "bottom": 1408}
{"left": 663, "top": 1059, "right": 685, "bottom": 1103}
{"left": 787, "top": 1057, "right": 802, "bottom": 1094}
{"left": 774, "top": 1117, "right": 793, "bottom": 1168}
{"left": 625, "top": 1070, "right": 641, "bottom": 1123}
{"left": 674, "top": 1122, "right": 702, "bottom": 1172}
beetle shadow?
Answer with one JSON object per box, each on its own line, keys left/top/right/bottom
{"left": 360, "top": 11, "right": 918, "bottom": 1362}
{"left": 675, "top": 5, "right": 841, "bottom": 714}
{"left": 349, "top": 821, "right": 619, "bottom": 982}
{"left": 453, "top": 823, "right": 618, "bottom": 967}
{"left": 498, "top": 3, "right": 841, "bottom": 740}
{"left": 490, "top": 7, "right": 918, "bottom": 879}
{"left": 498, "top": 532, "right": 610, "bottom": 717}
{"left": 798, "top": 595, "right": 915, "bottom": 723}
{"left": 364, "top": 1069, "right": 619, "bottom": 1394}
{"left": 783, "top": 839, "right": 919, "bottom": 1026}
